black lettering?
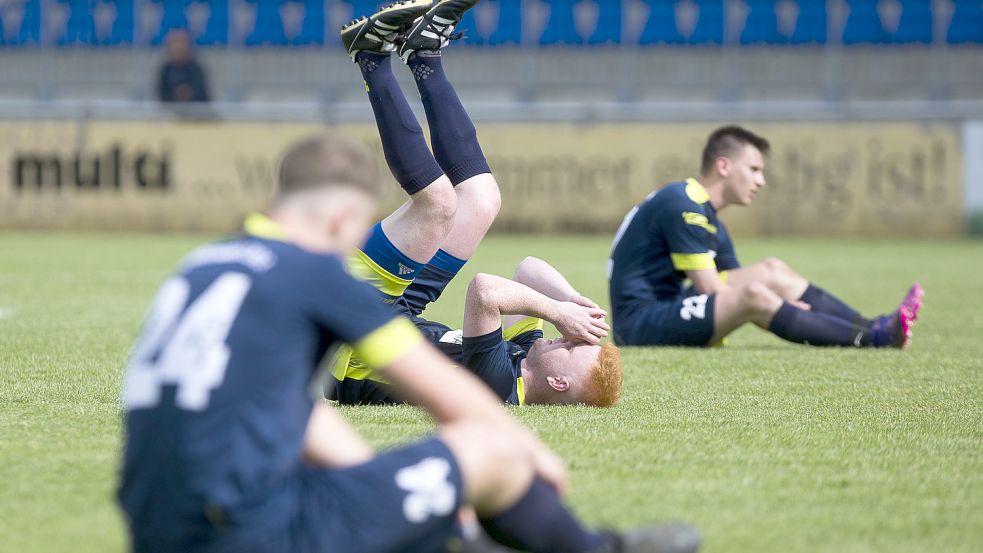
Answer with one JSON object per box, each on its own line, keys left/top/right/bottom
{"left": 13, "top": 155, "right": 62, "bottom": 191}
{"left": 111, "top": 145, "right": 123, "bottom": 190}
{"left": 73, "top": 154, "right": 101, "bottom": 189}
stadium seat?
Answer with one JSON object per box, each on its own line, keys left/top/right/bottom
{"left": 740, "top": 0, "right": 827, "bottom": 45}
{"left": 639, "top": 0, "right": 724, "bottom": 45}
{"left": 843, "top": 0, "right": 932, "bottom": 45}
{"left": 948, "top": 0, "right": 983, "bottom": 44}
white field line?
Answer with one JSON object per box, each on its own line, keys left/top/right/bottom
{"left": 0, "top": 307, "right": 13, "bottom": 320}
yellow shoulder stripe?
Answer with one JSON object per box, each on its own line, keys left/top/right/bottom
{"left": 243, "top": 213, "right": 287, "bottom": 241}
{"left": 353, "top": 317, "right": 423, "bottom": 370}
{"left": 684, "top": 178, "right": 710, "bottom": 204}
{"left": 681, "top": 211, "right": 717, "bottom": 234}
{"left": 671, "top": 252, "right": 716, "bottom": 271}
{"left": 347, "top": 249, "right": 413, "bottom": 297}
{"left": 504, "top": 317, "right": 544, "bottom": 341}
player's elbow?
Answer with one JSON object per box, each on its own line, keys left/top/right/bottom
{"left": 467, "top": 273, "right": 499, "bottom": 305}
{"left": 514, "top": 256, "right": 545, "bottom": 280}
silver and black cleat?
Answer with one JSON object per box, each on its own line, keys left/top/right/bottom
{"left": 397, "top": 0, "right": 479, "bottom": 62}
{"left": 341, "top": 0, "right": 432, "bottom": 62}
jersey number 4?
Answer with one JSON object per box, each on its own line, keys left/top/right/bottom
{"left": 122, "top": 273, "right": 252, "bottom": 411}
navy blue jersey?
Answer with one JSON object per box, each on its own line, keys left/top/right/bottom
{"left": 608, "top": 179, "right": 739, "bottom": 314}
{"left": 118, "top": 214, "right": 421, "bottom": 542}
{"left": 461, "top": 318, "right": 544, "bottom": 405}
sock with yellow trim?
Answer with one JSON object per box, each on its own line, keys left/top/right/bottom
{"left": 480, "top": 478, "right": 609, "bottom": 553}
{"left": 357, "top": 51, "right": 445, "bottom": 195}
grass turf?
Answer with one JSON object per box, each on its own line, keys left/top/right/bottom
{"left": 0, "top": 232, "right": 981, "bottom": 552}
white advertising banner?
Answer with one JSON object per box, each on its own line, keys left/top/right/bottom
{"left": 963, "top": 121, "right": 983, "bottom": 212}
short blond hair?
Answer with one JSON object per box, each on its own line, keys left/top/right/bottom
{"left": 581, "top": 343, "right": 622, "bottom": 407}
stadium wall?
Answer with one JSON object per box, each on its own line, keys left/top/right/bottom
{"left": 0, "top": 119, "right": 968, "bottom": 236}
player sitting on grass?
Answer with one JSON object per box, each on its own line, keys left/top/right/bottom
{"left": 608, "top": 125, "right": 923, "bottom": 349}
{"left": 332, "top": 0, "right": 620, "bottom": 407}
{"left": 117, "top": 131, "right": 699, "bottom": 553}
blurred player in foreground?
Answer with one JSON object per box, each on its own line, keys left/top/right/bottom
{"left": 332, "top": 0, "right": 620, "bottom": 407}
{"left": 608, "top": 125, "right": 923, "bottom": 348}
{"left": 117, "top": 129, "right": 698, "bottom": 552}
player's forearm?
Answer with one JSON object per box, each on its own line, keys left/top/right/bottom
{"left": 688, "top": 269, "right": 727, "bottom": 295}
{"left": 303, "top": 402, "right": 374, "bottom": 468}
{"left": 470, "top": 273, "right": 562, "bottom": 322}
{"left": 513, "top": 256, "right": 579, "bottom": 302}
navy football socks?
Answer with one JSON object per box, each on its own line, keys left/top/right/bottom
{"left": 407, "top": 50, "right": 491, "bottom": 185}
{"left": 799, "top": 284, "right": 871, "bottom": 328}
{"left": 768, "top": 302, "right": 870, "bottom": 347}
{"left": 357, "top": 52, "right": 445, "bottom": 195}
{"left": 400, "top": 250, "right": 467, "bottom": 315}
{"left": 480, "top": 479, "right": 609, "bottom": 553}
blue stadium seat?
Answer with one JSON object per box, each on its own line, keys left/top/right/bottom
{"left": 538, "top": 0, "right": 581, "bottom": 45}
{"left": 245, "top": 0, "right": 287, "bottom": 45}
{"left": 455, "top": 0, "right": 521, "bottom": 45}
{"left": 150, "top": 0, "right": 191, "bottom": 45}
{"left": 638, "top": 0, "right": 686, "bottom": 44}
{"left": 639, "top": 0, "right": 724, "bottom": 45}
{"left": 57, "top": 0, "right": 97, "bottom": 46}
{"left": 100, "top": 0, "right": 134, "bottom": 45}
{"left": 535, "top": 0, "right": 621, "bottom": 45}
{"left": 843, "top": 0, "right": 931, "bottom": 45}
{"left": 195, "top": 0, "right": 230, "bottom": 46}
{"left": 295, "top": 0, "right": 326, "bottom": 45}
{"left": 741, "top": 0, "right": 827, "bottom": 45}
{"left": 588, "top": 0, "right": 621, "bottom": 45}
{"left": 948, "top": 0, "right": 983, "bottom": 44}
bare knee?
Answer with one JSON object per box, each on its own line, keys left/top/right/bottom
{"left": 739, "top": 281, "right": 780, "bottom": 315}
{"left": 457, "top": 179, "right": 502, "bottom": 226}
{"left": 415, "top": 179, "right": 458, "bottom": 228}
{"left": 439, "top": 421, "right": 532, "bottom": 512}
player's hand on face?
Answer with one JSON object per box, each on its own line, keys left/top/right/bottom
{"left": 554, "top": 301, "right": 609, "bottom": 345}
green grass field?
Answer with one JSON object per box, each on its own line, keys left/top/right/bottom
{"left": 1, "top": 232, "right": 982, "bottom": 553}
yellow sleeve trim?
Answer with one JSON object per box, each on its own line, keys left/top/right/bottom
{"left": 681, "top": 211, "right": 717, "bottom": 234}
{"left": 516, "top": 376, "right": 526, "bottom": 406}
{"left": 329, "top": 344, "right": 354, "bottom": 381}
{"left": 504, "top": 317, "right": 544, "bottom": 341}
{"left": 347, "top": 249, "right": 413, "bottom": 297}
{"left": 719, "top": 270, "right": 729, "bottom": 284}
{"left": 671, "top": 252, "right": 716, "bottom": 271}
{"left": 243, "top": 213, "right": 288, "bottom": 241}
{"left": 353, "top": 317, "right": 424, "bottom": 370}
{"left": 684, "top": 178, "right": 710, "bottom": 204}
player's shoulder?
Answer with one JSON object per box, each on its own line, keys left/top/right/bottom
{"left": 178, "top": 235, "right": 282, "bottom": 278}
{"left": 652, "top": 178, "right": 710, "bottom": 212}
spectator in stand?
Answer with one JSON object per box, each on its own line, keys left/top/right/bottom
{"left": 157, "top": 29, "right": 211, "bottom": 103}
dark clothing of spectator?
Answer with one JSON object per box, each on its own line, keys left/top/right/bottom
{"left": 157, "top": 60, "right": 210, "bottom": 103}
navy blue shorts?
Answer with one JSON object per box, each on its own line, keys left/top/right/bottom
{"left": 291, "top": 437, "right": 464, "bottom": 553}
{"left": 613, "top": 292, "right": 716, "bottom": 346}
{"left": 140, "top": 438, "right": 466, "bottom": 553}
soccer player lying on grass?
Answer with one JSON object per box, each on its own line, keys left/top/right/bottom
{"left": 608, "top": 125, "right": 923, "bottom": 349}
{"left": 117, "top": 132, "right": 699, "bottom": 553}
{"left": 331, "top": 0, "right": 621, "bottom": 407}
